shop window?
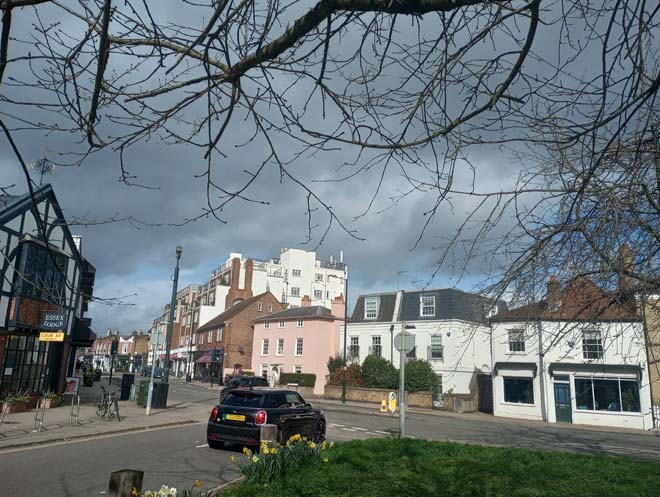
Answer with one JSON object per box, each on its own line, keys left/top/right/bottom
{"left": 575, "top": 378, "right": 640, "bottom": 412}
{"left": 503, "top": 377, "right": 534, "bottom": 404}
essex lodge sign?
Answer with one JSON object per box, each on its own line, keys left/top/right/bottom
{"left": 39, "top": 312, "right": 66, "bottom": 342}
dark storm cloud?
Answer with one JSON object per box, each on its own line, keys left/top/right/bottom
{"left": 0, "top": 1, "right": 571, "bottom": 333}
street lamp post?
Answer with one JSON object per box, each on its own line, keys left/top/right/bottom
{"left": 341, "top": 274, "right": 348, "bottom": 404}
{"left": 163, "top": 246, "right": 182, "bottom": 384}
{"left": 329, "top": 270, "right": 349, "bottom": 404}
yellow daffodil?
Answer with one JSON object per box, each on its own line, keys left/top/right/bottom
{"left": 263, "top": 446, "right": 270, "bottom": 455}
{"left": 329, "top": 441, "right": 334, "bottom": 448}
{"left": 322, "top": 441, "right": 327, "bottom": 450}
{"left": 271, "top": 447, "right": 278, "bottom": 454}
{"left": 252, "top": 455, "right": 259, "bottom": 463}
{"left": 309, "top": 442, "right": 316, "bottom": 449}
{"left": 230, "top": 455, "right": 236, "bottom": 462}
{"left": 131, "top": 487, "right": 139, "bottom": 497}
{"left": 194, "top": 480, "right": 203, "bottom": 488}
{"left": 323, "top": 457, "right": 329, "bottom": 463}
{"left": 242, "top": 446, "right": 252, "bottom": 456}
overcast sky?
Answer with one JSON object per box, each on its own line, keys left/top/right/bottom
{"left": 1, "top": 1, "right": 644, "bottom": 334}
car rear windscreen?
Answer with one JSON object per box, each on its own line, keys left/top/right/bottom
{"left": 223, "top": 391, "right": 265, "bottom": 408}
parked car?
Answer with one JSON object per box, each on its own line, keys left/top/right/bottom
{"left": 207, "top": 388, "right": 326, "bottom": 449}
{"left": 141, "top": 366, "right": 163, "bottom": 378}
{"left": 219, "top": 375, "right": 269, "bottom": 403}
{"left": 141, "top": 366, "right": 151, "bottom": 377}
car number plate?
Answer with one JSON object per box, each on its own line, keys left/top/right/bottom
{"left": 224, "top": 414, "right": 246, "bottom": 422}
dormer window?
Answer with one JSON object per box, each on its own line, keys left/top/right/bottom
{"left": 420, "top": 295, "right": 435, "bottom": 317}
{"left": 365, "top": 298, "right": 378, "bottom": 320}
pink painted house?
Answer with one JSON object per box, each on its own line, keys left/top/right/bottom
{"left": 251, "top": 295, "right": 344, "bottom": 395}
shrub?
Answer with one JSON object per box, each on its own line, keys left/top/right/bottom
{"left": 327, "top": 363, "right": 362, "bottom": 387}
{"left": 278, "top": 373, "right": 316, "bottom": 387}
{"left": 327, "top": 354, "right": 344, "bottom": 373}
{"left": 361, "top": 356, "right": 398, "bottom": 390}
{"left": 232, "top": 436, "right": 333, "bottom": 484}
{"left": 404, "top": 359, "right": 438, "bottom": 392}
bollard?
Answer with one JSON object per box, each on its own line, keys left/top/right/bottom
{"left": 108, "top": 469, "right": 144, "bottom": 497}
{"left": 260, "top": 424, "right": 278, "bottom": 447}
{"left": 380, "top": 400, "right": 387, "bottom": 413}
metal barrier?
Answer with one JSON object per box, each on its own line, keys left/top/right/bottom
{"left": 69, "top": 395, "right": 80, "bottom": 426}
{"left": 33, "top": 397, "right": 47, "bottom": 432}
{"left": 0, "top": 400, "right": 8, "bottom": 427}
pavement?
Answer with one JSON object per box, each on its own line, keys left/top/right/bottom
{"left": 0, "top": 377, "right": 214, "bottom": 451}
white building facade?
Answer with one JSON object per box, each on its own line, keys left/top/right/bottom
{"left": 196, "top": 248, "right": 347, "bottom": 326}
{"left": 491, "top": 278, "right": 653, "bottom": 430}
{"left": 342, "top": 289, "right": 500, "bottom": 403}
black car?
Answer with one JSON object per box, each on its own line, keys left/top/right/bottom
{"left": 207, "top": 388, "right": 326, "bottom": 449}
{"left": 219, "top": 375, "right": 269, "bottom": 403}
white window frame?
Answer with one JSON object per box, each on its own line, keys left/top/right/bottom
{"left": 294, "top": 365, "right": 302, "bottom": 374}
{"left": 216, "top": 327, "right": 223, "bottom": 342}
{"left": 279, "top": 320, "right": 285, "bottom": 328}
{"left": 292, "top": 269, "right": 301, "bottom": 277}
{"left": 277, "top": 338, "right": 284, "bottom": 356}
{"left": 207, "top": 330, "right": 213, "bottom": 344}
{"left": 420, "top": 295, "right": 436, "bottom": 317}
{"left": 297, "top": 318, "right": 304, "bottom": 327}
{"left": 315, "top": 273, "right": 323, "bottom": 282}
{"left": 261, "top": 364, "right": 269, "bottom": 378}
{"left": 508, "top": 329, "right": 525, "bottom": 353}
{"left": 291, "top": 287, "right": 300, "bottom": 297}
{"left": 268, "top": 304, "right": 273, "bottom": 313}
{"left": 257, "top": 303, "right": 263, "bottom": 311}
{"left": 295, "top": 338, "right": 304, "bottom": 356}
{"left": 314, "top": 289, "right": 323, "bottom": 299}
{"left": 582, "top": 329, "right": 604, "bottom": 359}
{"left": 364, "top": 298, "right": 378, "bottom": 320}
{"left": 264, "top": 321, "right": 270, "bottom": 329}
{"left": 261, "top": 339, "right": 269, "bottom": 356}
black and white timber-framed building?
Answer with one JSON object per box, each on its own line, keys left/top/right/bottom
{"left": 0, "top": 184, "right": 96, "bottom": 398}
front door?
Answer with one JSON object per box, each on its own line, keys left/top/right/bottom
{"left": 554, "top": 382, "right": 573, "bottom": 423}
{"left": 477, "top": 374, "right": 493, "bottom": 414}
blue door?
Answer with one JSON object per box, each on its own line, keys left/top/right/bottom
{"left": 554, "top": 382, "right": 572, "bottom": 423}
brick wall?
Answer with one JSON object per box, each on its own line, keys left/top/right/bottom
{"left": 324, "top": 385, "right": 433, "bottom": 408}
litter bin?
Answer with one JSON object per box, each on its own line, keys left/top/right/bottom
{"left": 186, "top": 374, "right": 192, "bottom": 383}
{"left": 120, "top": 373, "right": 135, "bottom": 401}
{"left": 94, "top": 369, "right": 102, "bottom": 381}
{"left": 151, "top": 382, "right": 169, "bottom": 409}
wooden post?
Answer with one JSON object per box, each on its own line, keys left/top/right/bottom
{"left": 108, "top": 469, "right": 144, "bottom": 497}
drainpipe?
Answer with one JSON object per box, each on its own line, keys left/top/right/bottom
{"left": 390, "top": 324, "right": 394, "bottom": 363}
{"left": 537, "top": 319, "right": 547, "bottom": 422}
{"left": 640, "top": 297, "right": 657, "bottom": 429}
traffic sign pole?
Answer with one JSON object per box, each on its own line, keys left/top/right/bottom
{"left": 399, "top": 321, "right": 405, "bottom": 438}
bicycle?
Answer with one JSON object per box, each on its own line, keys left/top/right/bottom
{"left": 95, "top": 386, "right": 120, "bottom": 421}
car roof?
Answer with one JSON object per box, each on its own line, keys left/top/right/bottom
{"left": 228, "top": 387, "right": 301, "bottom": 394}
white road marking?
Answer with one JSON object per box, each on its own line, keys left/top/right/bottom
{"left": 365, "top": 432, "right": 381, "bottom": 436}
{"left": 195, "top": 443, "right": 209, "bottom": 448}
{"left": 329, "top": 423, "right": 345, "bottom": 427}
{"left": 352, "top": 427, "right": 367, "bottom": 431}
{"left": 342, "top": 428, "right": 357, "bottom": 432}
{"left": 374, "top": 430, "right": 389, "bottom": 435}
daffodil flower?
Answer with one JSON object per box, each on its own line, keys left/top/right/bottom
{"left": 194, "top": 480, "right": 203, "bottom": 488}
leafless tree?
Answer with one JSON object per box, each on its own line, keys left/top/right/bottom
{"left": 0, "top": 0, "right": 657, "bottom": 298}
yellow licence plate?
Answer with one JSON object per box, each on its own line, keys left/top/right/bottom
{"left": 224, "top": 414, "right": 246, "bottom": 422}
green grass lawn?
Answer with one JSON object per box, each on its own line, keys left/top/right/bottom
{"left": 222, "top": 438, "right": 660, "bottom": 497}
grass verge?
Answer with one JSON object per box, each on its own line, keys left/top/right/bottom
{"left": 221, "top": 437, "right": 660, "bottom": 497}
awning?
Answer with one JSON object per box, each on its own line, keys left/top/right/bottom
{"left": 493, "top": 362, "right": 538, "bottom": 377}
{"left": 71, "top": 318, "right": 97, "bottom": 347}
{"left": 549, "top": 363, "right": 642, "bottom": 380}
{"left": 196, "top": 352, "right": 212, "bottom": 364}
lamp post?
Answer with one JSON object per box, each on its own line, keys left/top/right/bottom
{"left": 163, "top": 246, "right": 182, "bottom": 384}
{"left": 329, "top": 270, "right": 348, "bottom": 404}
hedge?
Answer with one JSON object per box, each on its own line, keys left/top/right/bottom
{"left": 278, "top": 373, "right": 316, "bottom": 387}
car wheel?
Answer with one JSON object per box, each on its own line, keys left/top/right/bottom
{"left": 207, "top": 439, "right": 225, "bottom": 450}
{"left": 313, "top": 419, "right": 326, "bottom": 443}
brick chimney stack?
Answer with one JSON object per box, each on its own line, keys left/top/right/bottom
{"left": 547, "top": 276, "right": 561, "bottom": 310}
{"left": 301, "top": 295, "right": 312, "bottom": 307}
{"left": 331, "top": 294, "right": 345, "bottom": 319}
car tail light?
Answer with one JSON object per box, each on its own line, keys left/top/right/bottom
{"left": 210, "top": 406, "right": 218, "bottom": 421}
{"left": 255, "top": 410, "right": 267, "bottom": 425}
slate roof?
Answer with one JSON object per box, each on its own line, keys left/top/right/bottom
{"left": 254, "top": 305, "right": 341, "bottom": 321}
{"left": 490, "top": 277, "right": 640, "bottom": 323}
{"left": 351, "top": 292, "right": 398, "bottom": 323}
{"left": 196, "top": 291, "right": 275, "bottom": 332}
{"left": 400, "top": 288, "right": 504, "bottom": 325}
